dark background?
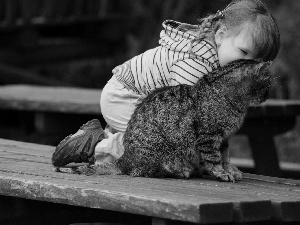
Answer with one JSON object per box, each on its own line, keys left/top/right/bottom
{"left": 0, "top": 0, "right": 298, "bottom": 99}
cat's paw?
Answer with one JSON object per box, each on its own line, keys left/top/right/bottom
{"left": 201, "top": 162, "right": 236, "bottom": 182}
{"left": 223, "top": 163, "right": 243, "bottom": 181}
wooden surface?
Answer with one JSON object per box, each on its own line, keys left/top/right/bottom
{"left": 1, "top": 84, "right": 300, "bottom": 116}
{"left": 0, "top": 138, "right": 300, "bottom": 224}
{"left": 231, "top": 157, "right": 300, "bottom": 178}
{"left": 248, "top": 99, "right": 300, "bottom": 117}
{"left": 0, "top": 85, "right": 101, "bottom": 114}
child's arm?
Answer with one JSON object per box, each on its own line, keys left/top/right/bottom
{"left": 170, "top": 58, "right": 212, "bottom": 86}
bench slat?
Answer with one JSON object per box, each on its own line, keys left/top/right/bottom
{"left": 1, "top": 85, "right": 300, "bottom": 117}
{"left": 0, "top": 85, "right": 101, "bottom": 114}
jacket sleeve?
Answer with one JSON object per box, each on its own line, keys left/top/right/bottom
{"left": 170, "top": 58, "right": 213, "bottom": 85}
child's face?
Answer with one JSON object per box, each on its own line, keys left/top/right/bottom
{"left": 217, "top": 28, "right": 256, "bottom": 67}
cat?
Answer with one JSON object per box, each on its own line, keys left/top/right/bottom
{"left": 68, "top": 59, "right": 271, "bottom": 182}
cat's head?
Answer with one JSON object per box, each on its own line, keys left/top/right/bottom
{"left": 247, "top": 61, "right": 272, "bottom": 104}
{"left": 204, "top": 59, "right": 272, "bottom": 105}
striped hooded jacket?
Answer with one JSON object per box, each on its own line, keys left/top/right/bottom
{"left": 113, "top": 20, "right": 220, "bottom": 96}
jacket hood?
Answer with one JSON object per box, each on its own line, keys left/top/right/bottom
{"left": 159, "top": 20, "right": 219, "bottom": 68}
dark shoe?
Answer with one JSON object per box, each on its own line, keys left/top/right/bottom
{"left": 52, "top": 119, "right": 105, "bottom": 167}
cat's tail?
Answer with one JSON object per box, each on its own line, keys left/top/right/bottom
{"left": 55, "top": 162, "right": 122, "bottom": 176}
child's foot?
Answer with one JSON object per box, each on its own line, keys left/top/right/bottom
{"left": 52, "top": 119, "right": 105, "bottom": 167}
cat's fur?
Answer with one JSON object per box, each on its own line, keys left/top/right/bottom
{"left": 116, "top": 59, "right": 271, "bottom": 182}
{"left": 71, "top": 59, "right": 271, "bottom": 182}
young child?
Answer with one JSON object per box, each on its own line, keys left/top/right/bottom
{"left": 52, "top": 0, "right": 280, "bottom": 168}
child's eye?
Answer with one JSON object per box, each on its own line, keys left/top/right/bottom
{"left": 240, "top": 49, "right": 248, "bottom": 55}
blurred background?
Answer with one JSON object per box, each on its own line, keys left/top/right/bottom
{"left": 0, "top": 0, "right": 299, "bottom": 164}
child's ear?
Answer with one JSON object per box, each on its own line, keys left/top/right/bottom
{"left": 215, "top": 26, "right": 227, "bottom": 47}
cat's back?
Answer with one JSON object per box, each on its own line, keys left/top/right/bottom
{"left": 135, "top": 83, "right": 198, "bottom": 114}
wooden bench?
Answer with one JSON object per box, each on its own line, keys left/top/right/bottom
{"left": 0, "top": 138, "right": 300, "bottom": 225}
{"left": 0, "top": 84, "right": 300, "bottom": 178}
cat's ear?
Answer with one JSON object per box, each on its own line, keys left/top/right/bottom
{"left": 257, "top": 61, "right": 271, "bottom": 74}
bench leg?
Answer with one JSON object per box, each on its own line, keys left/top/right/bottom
{"left": 248, "top": 134, "right": 281, "bottom": 177}
{"left": 152, "top": 217, "right": 194, "bottom": 225}
{"left": 238, "top": 116, "right": 296, "bottom": 177}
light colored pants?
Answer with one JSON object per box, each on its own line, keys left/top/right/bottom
{"left": 95, "top": 75, "right": 144, "bottom": 163}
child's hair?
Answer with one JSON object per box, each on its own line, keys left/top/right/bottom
{"left": 194, "top": 0, "right": 280, "bottom": 62}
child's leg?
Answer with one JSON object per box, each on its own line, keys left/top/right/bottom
{"left": 95, "top": 76, "right": 143, "bottom": 163}
{"left": 52, "top": 119, "right": 105, "bottom": 167}
{"left": 51, "top": 76, "right": 142, "bottom": 167}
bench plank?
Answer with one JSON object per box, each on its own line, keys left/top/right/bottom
{"left": 179, "top": 176, "right": 300, "bottom": 222}
{"left": 1, "top": 139, "right": 300, "bottom": 224}
{"left": 0, "top": 85, "right": 101, "bottom": 114}
{"left": 1, "top": 85, "right": 300, "bottom": 117}
{"left": 248, "top": 99, "right": 300, "bottom": 117}
{"left": 240, "top": 174, "right": 300, "bottom": 222}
